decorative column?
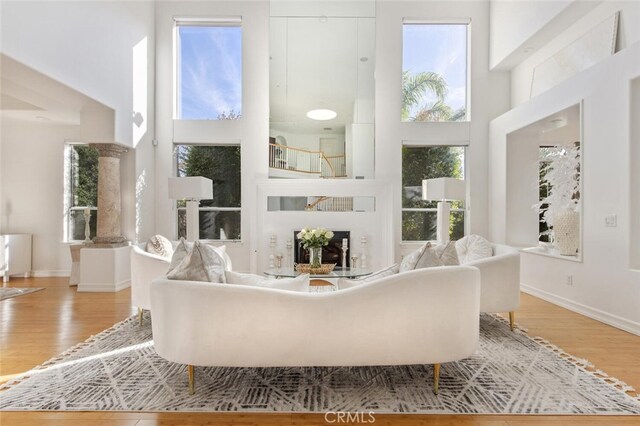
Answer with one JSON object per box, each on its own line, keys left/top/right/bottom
{"left": 92, "top": 143, "right": 128, "bottom": 245}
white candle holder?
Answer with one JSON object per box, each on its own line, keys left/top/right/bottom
{"left": 360, "top": 236, "right": 368, "bottom": 269}
{"left": 268, "top": 235, "right": 277, "bottom": 268}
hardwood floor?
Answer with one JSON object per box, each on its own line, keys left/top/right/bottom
{"left": 1, "top": 277, "right": 639, "bottom": 425}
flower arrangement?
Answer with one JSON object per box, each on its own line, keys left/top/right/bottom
{"left": 297, "top": 228, "right": 334, "bottom": 249}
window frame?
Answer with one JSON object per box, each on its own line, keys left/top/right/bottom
{"left": 400, "top": 144, "right": 468, "bottom": 242}
{"left": 173, "top": 142, "right": 242, "bottom": 242}
{"left": 401, "top": 18, "right": 471, "bottom": 122}
{"left": 173, "top": 16, "right": 243, "bottom": 121}
{"left": 63, "top": 142, "right": 99, "bottom": 243}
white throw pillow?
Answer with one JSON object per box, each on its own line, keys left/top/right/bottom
{"left": 225, "top": 271, "right": 310, "bottom": 292}
{"left": 167, "top": 241, "right": 227, "bottom": 283}
{"left": 455, "top": 234, "right": 493, "bottom": 264}
{"left": 434, "top": 240, "right": 460, "bottom": 266}
{"left": 399, "top": 244, "right": 426, "bottom": 272}
{"left": 168, "top": 238, "right": 193, "bottom": 273}
{"left": 168, "top": 239, "right": 227, "bottom": 273}
{"left": 337, "top": 264, "right": 399, "bottom": 290}
{"left": 146, "top": 235, "right": 173, "bottom": 259}
{"left": 414, "top": 243, "right": 443, "bottom": 269}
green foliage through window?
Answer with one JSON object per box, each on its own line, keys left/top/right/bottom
{"left": 402, "top": 146, "right": 465, "bottom": 241}
{"left": 67, "top": 144, "right": 98, "bottom": 241}
{"left": 175, "top": 144, "right": 241, "bottom": 240}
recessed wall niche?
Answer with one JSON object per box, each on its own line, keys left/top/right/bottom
{"left": 631, "top": 77, "right": 640, "bottom": 270}
{"left": 505, "top": 103, "right": 582, "bottom": 260}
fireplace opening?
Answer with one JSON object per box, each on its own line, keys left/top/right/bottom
{"left": 294, "top": 230, "right": 350, "bottom": 267}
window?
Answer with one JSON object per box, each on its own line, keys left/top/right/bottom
{"left": 175, "top": 20, "right": 242, "bottom": 120}
{"left": 402, "top": 146, "right": 465, "bottom": 241}
{"left": 65, "top": 144, "right": 98, "bottom": 241}
{"left": 402, "top": 22, "right": 468, "bottom": 122}
{"left": 175, "top": 144, "right": 241, "bottom": 240}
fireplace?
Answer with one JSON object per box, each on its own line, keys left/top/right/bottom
{"left": 294, "top": 230, "right": 350, "bottom": 267}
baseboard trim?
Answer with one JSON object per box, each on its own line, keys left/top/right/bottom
{"left": 521, "top": 283, "right": 640, "bottom": 336}
{"left": 77, "top": 279, "right": 131, "bottom": 293}
{"left": 32, "top": 270, "right": 71, "bottom": 278}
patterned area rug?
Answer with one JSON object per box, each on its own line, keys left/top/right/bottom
{"left": 0, "top": 287, "right": 44, "bottom": 301}
{"left": 1, "top": 313, "right": 639, "bottom": 414}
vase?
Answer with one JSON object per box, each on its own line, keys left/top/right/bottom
{"left": 553, "top": 209, "right": 580, "bottom": 256}
{"left": 308, "top": 247, "right": 322, "bottom": 268}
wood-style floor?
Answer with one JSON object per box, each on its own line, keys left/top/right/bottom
{"left": 1, "top": 277, "right": 639, "bottom": 425}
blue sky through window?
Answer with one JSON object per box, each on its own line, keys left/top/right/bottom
{"left": 403, "top": 24, "right": 467, "bottom": 121}
{"left": 178, "top": 25, "right": 242, "bottom": 120}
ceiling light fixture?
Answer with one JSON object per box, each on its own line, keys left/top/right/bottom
{"left": 307, "top": 109, "right": 337, "bottom": 121}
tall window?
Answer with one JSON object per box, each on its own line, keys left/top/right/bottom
{"left": 65, "top": 144, "right": 98, "bottom": 241}
{"left": 175, "top": 20, "right": 242, "bottom": 120}
{"left": 175, "top": 144, "right": 241, "bottom": 240}
{"left": 402, "top": 146, "right": 466, "bottom": 241}
{"left": 402, "top": 22, "right": 468, "bottom": 122}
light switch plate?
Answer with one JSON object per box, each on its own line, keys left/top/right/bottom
{"left": 605, "top": 215, "right": 617, "bottom": 227}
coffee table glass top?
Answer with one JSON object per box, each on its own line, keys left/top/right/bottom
{"left": 263, "top": 267, "right": 372, "bottom": 279}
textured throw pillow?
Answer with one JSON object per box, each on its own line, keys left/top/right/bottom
{"left": 168, "top": 239, "right": 228, "bottom": 273}
{"left": 399, "top": 244, "right": 426, "bottom": 272}
{"left": 434, "top": 240, "right": 460, "bottom": 266}
{"left": 167, "top": 241, "right": 227, "bottom": 283}
{"left": 414, "top": 242, "right": 444, "bottom": 269}
{"left": 337, "top": 264, "right": 399, "bottom": 290}
{"left": 168, "top": 238, "right": 194, "bottom": 273}
{"left": 146, "top": 235, "right": 173, "bottom": 259}
{"left": 225, "top": 271, "right": 310, "bottom": 292}
{"left": 455, "top": 234, "right": 493, "bottom": 264}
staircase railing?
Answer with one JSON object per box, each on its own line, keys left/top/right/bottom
{"left": 269, "top": 143, "right": 345, "bottom": 178}
{"left": 306, "top": 196, "right": 354, "bottom": 212}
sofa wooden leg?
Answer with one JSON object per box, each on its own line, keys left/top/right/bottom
{"left": 433, "top": 363, "right": 441, "bottom": 395}
{"left": 138, "top": 308, "right": 144, "bottom": 325}
{"left": 509, "top": 311, "right": 515, "bottom": 332}
{"left": 188, "top": 365, "right": 195, "bottom": 395}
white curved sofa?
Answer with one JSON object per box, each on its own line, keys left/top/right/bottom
{"left": 462, "top": 244, "right": 520, "bottom": 330}
{"left": 151, "top": 266, "right": 481, "bottom": 395}
{"left": 131, "top": 242, "right": 232, "bottom": 324}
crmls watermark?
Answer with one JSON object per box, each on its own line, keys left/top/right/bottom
{"left": 324, "top": 411, "right": 376, "bottom": 424}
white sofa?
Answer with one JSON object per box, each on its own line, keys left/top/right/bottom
{"left": 461, "top": 244, "right": 520, "bottom": 330}
{"left": 151, "top": 266, "right": 481, "bottom": 395}
{"left": 131, "top": 242, "right": 232, "bottom": 324}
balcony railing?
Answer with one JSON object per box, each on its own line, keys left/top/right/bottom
{"left": 269, "top": 143, "right": 346, "bottom": 178}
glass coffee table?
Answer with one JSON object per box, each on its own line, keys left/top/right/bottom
{"left": 263, "top": 267, "right": 372, "bottom": 292}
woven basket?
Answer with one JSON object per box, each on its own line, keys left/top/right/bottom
{"left": 295, "top": 263, "right": 336, "bottom": 274}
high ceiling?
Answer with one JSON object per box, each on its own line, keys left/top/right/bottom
{"left": 0, "top": 54, "right": 106, "bottom": 126}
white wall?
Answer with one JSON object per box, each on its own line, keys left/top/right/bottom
{"left": 505, "top": 133, "right": 540, "bottom": 247}
{"left": 375, "top": 1, "right": 510, "bottom": 259}
{"left": 0, "top": 1, "right": 155, "bottom": 270}
{"left": 0, "top": 0, "right": 156, "bottom": 148}
{"left": 0, "top": 124, "right": 80, "bottom": 276}
{"left": 490, "top": 0, "right": 575, "bottom": 69}
{"left": 489, "top": 41, "right": 640, "bottom": 334}
{"left": 631, "top": 77, "right": 640, "bottom": 271}
{"left": 510, "top": 1, "right": 640, "bottom": 107}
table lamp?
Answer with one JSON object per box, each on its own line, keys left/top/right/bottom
{"left": 168, "top": 177, "right": 213, "bottom": 241}
{"left": 422, "top": 177, "right": 466, "bottom": 243}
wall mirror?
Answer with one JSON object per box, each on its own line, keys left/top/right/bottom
{"left": 506, "top": 102, "right": 582, "bottom": 260}
{"left": 267, "top": 196, "right": 375, "bottom": 212}
{"left": 269, "top": 1, "right": 375, "bottom": 179}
